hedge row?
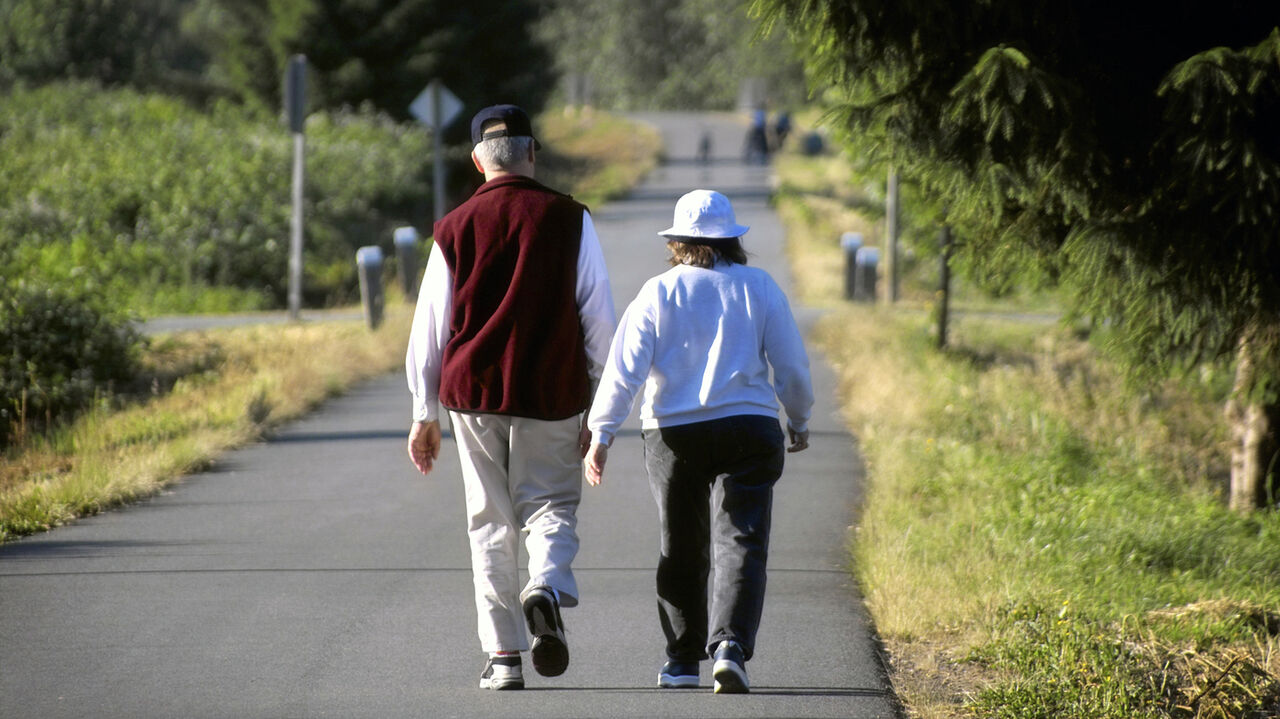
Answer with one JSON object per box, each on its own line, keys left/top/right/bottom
{"left": 0, "top": 82, "right": 433, "bottom": 313}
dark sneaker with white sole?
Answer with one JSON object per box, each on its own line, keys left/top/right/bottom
{"left": 712, "top": 640, "right": 749, "bottom": 694}
{"left": 658, "top": 660, "right": 700, "bottom": 688}
{"left": 479, "top": 655, "right": 523, "bottom": 690}
{"left": 522, "top": 586, "right": 568, "bottom": 677}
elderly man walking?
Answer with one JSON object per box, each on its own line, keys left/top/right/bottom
{"left": 405, "top": 104, "right": 616, "bottom": 690}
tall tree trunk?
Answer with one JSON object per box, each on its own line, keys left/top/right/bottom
{"left": 1226, "top": 331, "right": 1280, "bottom": 512}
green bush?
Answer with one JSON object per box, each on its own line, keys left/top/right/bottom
{"left": 0, "top": 82, "right": 432, "bottom": 313}
{"left": 0, "top": 284, "right": 142, "bottom": 448}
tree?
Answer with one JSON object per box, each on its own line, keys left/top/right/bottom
{"left": 0, "top": 0, "right": 207, "bottom": 93}
{"left": 195, "top": 0, "right": 554, "bottom": 129}
{"left": 536, "top": 0, "right": 807, "bottom": 111}
{"left": 755, "top": 0, "right": 1280, "bottom": 510}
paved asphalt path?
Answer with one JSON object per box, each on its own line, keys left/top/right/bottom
{"left": 0, "top": 112, "right": 898, "bottom": 718}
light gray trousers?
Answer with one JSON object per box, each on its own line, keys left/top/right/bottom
{"left": 450, "top": 411, "right": 583, "bottom": 653}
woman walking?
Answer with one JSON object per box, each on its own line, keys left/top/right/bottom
{"left": 585, "top": 189, "right": 814, "bottom": 693}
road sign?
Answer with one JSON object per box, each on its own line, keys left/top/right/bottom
{"left": 409, "top": 81, "right": 463, "bottom": 129}
{"left": 285, "top": 55, "right": 307, "bottom": 134}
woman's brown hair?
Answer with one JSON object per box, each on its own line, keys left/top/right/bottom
{"left": 665, "top": 238, "right": 749, "bottom": 268}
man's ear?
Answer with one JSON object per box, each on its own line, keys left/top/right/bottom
{"left": 527, "top": 144, "right": 535, "bottom": 164}
{"left": 471, "top": 150, "right": 485, "bottom": 174}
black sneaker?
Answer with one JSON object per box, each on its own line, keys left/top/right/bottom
{"left": 522, "top": 586, "right": 568, "bottom": 677}
{"left": 712, "top": 640, "right": 748, "bottom": 694}
{"left": 479, "top": 655, "right": 523, "bottom": 690}
{"left": 658, "top": 660, "right": 700, "bottom": 688}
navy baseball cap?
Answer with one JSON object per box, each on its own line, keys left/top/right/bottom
{"left": 470, "top": 104, "right": 541, "bottom": 150}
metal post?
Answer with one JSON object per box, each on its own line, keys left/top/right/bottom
{"left": 286, "top": 55, "right": 307, "bottom": 321}
{"left": 885, "top": 167, "right": 900, "bottom": 304}
{"left": 289, "top": 132, "right": 304, "bottom": 319}
{"left": 937, "top": 225, "right": 952, "bottom": 349}
{"left": 431, "top": 80, "right": 447, "bottom": 222}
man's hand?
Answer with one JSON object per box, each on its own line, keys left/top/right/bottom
{"left": 786, "top": 426, "right": 810, "bottom": 453}
{"left": 408, "top": 420, "right": 442, "bottom": 474}
{"left": 585, "top": 442, "right": 609, "bottom": 487}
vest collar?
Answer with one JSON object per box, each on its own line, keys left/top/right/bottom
{"left": 472, "top": 173, "right": 550, "bottom": 197}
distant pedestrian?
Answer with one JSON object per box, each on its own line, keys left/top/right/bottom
{"left": 744, "top": 108, "right": 769, "bottom": 164}
{"left": 584, "top": 189, "right": 813, "bottom": 693}
{"left": 772, "top": 111, "right": 792, "bottom": 151}
{"left": 405, "top": 104, "right": 616, "bottom": 690}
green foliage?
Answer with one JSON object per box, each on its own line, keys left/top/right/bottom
{"left": 758, "top": 0, "right": 1280, "bottom": 396}
{"left": 0, "top": 82, "right": 431, "bottom": 312}
{"left": 971, "top": 601, "right": 1280, "bottom": 718}
{"left": 0, "top": 284, "right": 141, "bottom": 448}
{"left": 192, "top": 0, "right": 555, "bottom": 129}
{"left": 181, "top": 0, "right": 305, "bottom": 110}
{"left": 0, "top": 0, "right": 211, "bottom": 95}
{"left": 537, "top": 0, "right": 808, "bottom": 110}
{"left": 822, "top": 308, "right": 1280, "bottom": 716}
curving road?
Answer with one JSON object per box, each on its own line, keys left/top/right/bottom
{"left": 0, "top": 112, "right": 900, "bottom": 718}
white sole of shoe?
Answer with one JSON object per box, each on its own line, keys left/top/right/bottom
{"left": 712, "top": 661, "right": 749, "bottom": 694}
{"left": 657, "top": 674, "right": 700, "bottom": 689}
{"left": 479, "top": 678, "right": 524, "bottom": 690}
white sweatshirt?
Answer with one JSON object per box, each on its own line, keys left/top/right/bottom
{"left": 588, "top": 261, "right": 813, "bottom": 446}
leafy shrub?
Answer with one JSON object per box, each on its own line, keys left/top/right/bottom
{"left": 0, "top": 82, "right": 432, "bottom": 313}
{"left": 0, "top": 284, "right": 142, "bottom": 448}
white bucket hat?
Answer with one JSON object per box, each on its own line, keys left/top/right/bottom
{"left": 658, "top": 189, "right": 750, "bottom": 240}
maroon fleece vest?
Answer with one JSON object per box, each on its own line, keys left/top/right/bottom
{"left": 434, "top": 174, "right": 590, "bottom": 420}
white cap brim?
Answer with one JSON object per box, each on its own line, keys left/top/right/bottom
{"left": 658, "top": 223, "right": 750, "bottom": 239}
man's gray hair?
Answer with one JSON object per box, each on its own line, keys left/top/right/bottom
{"left": 474, "top": 135, "right": 534, "bottom": 171}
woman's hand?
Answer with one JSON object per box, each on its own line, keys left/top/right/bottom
{"left": 787, "top": 426, "right": 810, "bottom": 453}
{"left": 585, "top": 442, "right": 609, "bottom": 486}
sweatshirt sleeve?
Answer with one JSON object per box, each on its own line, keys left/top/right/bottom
{"left": 405, "top": 242, "right": 451, "bottom": 423}
{"left": 587, "top": 288, "right": 656, "bottom": 446}
{"left": 763, "top": 279, "right": 814, "bottom": 434}
{"left": 575, "top": 210, "right": 617, "bottom": 391}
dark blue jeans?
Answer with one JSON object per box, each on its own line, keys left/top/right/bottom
{"left": 643, "top": 415, "right": 785, "bottom": 663}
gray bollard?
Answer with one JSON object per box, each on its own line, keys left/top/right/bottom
{"left": 393, "top": 226, "right": 419, "bottom": 300}
{"left": 356, "top": 245, "right": 385, "bottom": 329}
{"left": 854, "top": 246, "right": 879, "bottom": 302}
{"left": 801, "top": 131, "right": 825, "bottom": 156}
{"left": 841, "top": 232, "right": 863, "bottom": 301}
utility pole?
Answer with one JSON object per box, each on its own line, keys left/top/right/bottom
{"left": 885, "top": 167, "right": 900, "bottom": 304}
{"left": 937, "top": 225, "right": 952, "bottom": 349}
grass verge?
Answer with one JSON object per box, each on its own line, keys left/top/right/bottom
{"left": 775, "top": 139, "right": 1280, "bottom": 718}
{"left": 0, "top": 109, "right": 661, "bottom": 543}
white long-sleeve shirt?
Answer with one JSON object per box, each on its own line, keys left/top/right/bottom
{"left": 587, "top": 262, "right": 813, "bottom": 446}
{"left": 406, "top": 210, "right": 616, "bottom": 423}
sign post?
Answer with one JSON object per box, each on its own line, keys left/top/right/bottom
{"left": 409, "top": 80, "right": 463, "bottom": 222}
{"left": 285, "top": 55, "right": 307, "bottom": 320}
